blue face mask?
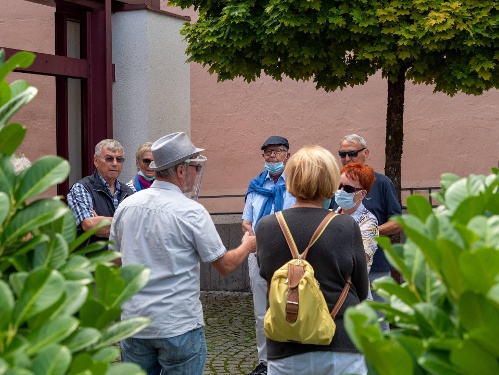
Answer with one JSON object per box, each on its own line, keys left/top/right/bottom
{"left": 138, "top": 170, "right": 155, "bottom": 181}
{"left": 264, "top": 161, "right": 285, "bottom": 175}
{"left": 334, "top": 189, "right": 357, "bottom": 210}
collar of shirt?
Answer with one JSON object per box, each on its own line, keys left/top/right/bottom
{"left": 96, "top": 172, "right": 121, "bottom": 195}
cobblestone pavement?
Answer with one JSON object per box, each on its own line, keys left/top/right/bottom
{"left": 201, "top": 291, "right": 258, "bottom": 375}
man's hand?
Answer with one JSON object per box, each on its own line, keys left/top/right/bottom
{"left": 242, "top": 231, "right": 256, "bottom": 253}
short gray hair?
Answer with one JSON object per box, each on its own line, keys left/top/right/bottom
{"left": 11, "top": 155, "right": 32, "bottom": 175}
{"left": 94, "top": 139, "right": 124, "bottom": 157}
{"left": 340, "top": 134, "right": 368, "bottom": 148}
{"left": 155, "top": 164, "right": 179, "bottom": 179}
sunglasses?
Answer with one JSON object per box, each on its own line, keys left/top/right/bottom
{"left": 142, "top": 158, "right": 153, "bottom": 164}
{"left": 103, "top": 156, "right": 125, "bottom": 164}
{"left": 338, "top": 148, "right": 366, "bottom": 158}
{"left": 339, "top": 183, "right": 363, "bottom": 194}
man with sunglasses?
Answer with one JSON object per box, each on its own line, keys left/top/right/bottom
{"left": 332, "top": 134, "right": 402, "bottom": 330}
{"left": 242, "top": 135, "right": 296, "bottom": 375}
{"left": 110, "top": 132, "right": 256, "bottom": 374}
{"left": 67, "top": 139, "right": 134, "bottom": 251}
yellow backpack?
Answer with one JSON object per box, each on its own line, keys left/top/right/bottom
{"left": 263, "top": 210, "right": 352, "bottom": 345}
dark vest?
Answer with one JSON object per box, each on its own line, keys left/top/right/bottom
{"left": 75, "top": 170, "right": 134, "bottom": 251}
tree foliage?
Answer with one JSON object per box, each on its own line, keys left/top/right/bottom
{"left": 0, "top": 49, "right": 150, "bottom": 375}
{"left": 345, "top": 169, "right": 499, "bottom": 374}
{"left": 172, "top": 0, "right": 499, "bottom": 95}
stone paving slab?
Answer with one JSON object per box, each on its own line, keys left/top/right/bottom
{"left": 201, "top": 291, "right": 258, "bottom": 375}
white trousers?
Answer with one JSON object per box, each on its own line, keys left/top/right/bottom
{"left": 248, "top": 253, "right": 268, "bottom": 365}
{"left": 269, "top": 351, "right": 367, "bottom": 375}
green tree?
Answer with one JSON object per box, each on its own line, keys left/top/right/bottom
{"left": 0, "top": 49, "right": 151, "bottom": 375}
{"left": 345, "top": 169, "right": 499, "bottom": 374}
{"left": 169, "top": 0, "right": 499, "bottom": 196}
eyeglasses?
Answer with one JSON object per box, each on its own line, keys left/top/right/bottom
{"left": 263, "top": 149, "right": 287, "bottom": 156}
{"left": 142, "top": 158, "right": 153, "bottom": 164}
{"left": 189, "top": 164, "right": 203, "bottom": 173}
{"left": 338, "top": 148, "right": 366, "bottom": 158}
{"left": 339, "top": 183, "right": 363, "bottom": 194}
{"left": 103, "top": 156, "right": 125, "bottom": 164}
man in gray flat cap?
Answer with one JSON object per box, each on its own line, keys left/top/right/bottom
{"left": 242, "top": 136, "right": 296, "bottom": 375}
{"left": 110, "top": 132, "right": 256, "bottom": 375}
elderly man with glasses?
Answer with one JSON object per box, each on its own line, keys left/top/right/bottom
{"left": 110, "top": 132, "right": 256, "bottom": 375}
{"left": 242, "top": 136, "right": 296, "bottom": 375}
{"left": 67, "top": 139, "right": 134, "bottom": 251}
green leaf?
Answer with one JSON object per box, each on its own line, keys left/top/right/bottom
{"left": 437, "top": 238, "right": 464, "bottom": 298}
{"left": 419, "top": 350, "right": 462, "bottom": 375}
{"left": 31, "top": 344, "right": 71, "bottom": 375}
{"left": 0, "top": 155, "right": 15, "bottom": 196}
{"left": 0, "top": 280, "right": 14, "bottom": 330}
{"left": 15, "top": 156, "right": 70, "bottom": 203}
{"left": 94, "top": 265, "right": 125, "bottom": 308}
{"left": 2, "top": 199, "right": 69, "bottom": 246}
{"left": 459, "top": 248, "right": 499, "bottom": 293}
{"left": 0, "top": 123, "right": 26, "bottom": 156}
{"left": 62, "top": 327, "right": 101, "bottom": 353}
{"left": 107, "top": 363, "right": 146, "bottom": 375}
{"left": 413, "top": 303, "right": 455, "bottom": 339}
{"left": 0, "top": 191, "right": 10, "bottom": 225}
{"left": 459, "top": 292, "right": 499, "bottom": 357}
{"left": 467, "top": 216, "right": 499, "bottom": 249}
{"left": 26, "top": 316, "right": 78, "bottom": 356}
{"left": 115, "top": 265, "right": 150, "bottom": 307}
{"left": 69, "top": 353, "right": 108, "bottom": 375}
{"left": 371, "top": 276, "right": 419, "bottom": 306}
{"left": 79, "top": 300, "right": 121, "bottom": 329}
{"left": 344, "top": 304, "right": 415, "bottom": 375}
{"left": 92, "top": 347, "right": 120, "bottom": 362}
{"left": 90, "top": 317, "right": 151, "bottom": 350}
{"left": 0, "top": 51, "right": 36, "bottom": 82}
{"left": 0, "top": 86, "right": 38, "bottom": 127}
{"left": 406, "top": 195, "right": 433, "bottom": 222}
{"left": 450, "top": 339, "right": 499, "bottom": 375}
{"left": 13, "top": 267, "right": 65, "bottom": 325}
{"left": 32, "top": 233, "right": 69, "bottom": 269}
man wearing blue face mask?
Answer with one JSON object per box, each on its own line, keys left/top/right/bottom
{"left": 242, "top": 136, "right": 296, "bottom": 375}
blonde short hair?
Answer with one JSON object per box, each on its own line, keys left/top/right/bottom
{"left": 135, "top": 142, "right": 153, "bottom": 161}
{"left": 285, "top": 145, "right": 340, "bottom": 201}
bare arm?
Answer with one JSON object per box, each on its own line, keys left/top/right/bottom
{"left": 242, "top": 220, "right": 254, "bottom": 236}
{"left": 81, "top": 216, "right": 112, "bottom": 237}
{"left": 211, "top": 232, "right": 256, "bottom": 276}
{"left": 378, "top": 221, "right": 402, "bottom": 236}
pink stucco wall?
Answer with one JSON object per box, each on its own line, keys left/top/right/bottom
{"left": 2, "top": 1, "right": 498, "bottom": 210}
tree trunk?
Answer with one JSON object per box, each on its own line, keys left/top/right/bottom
{"left": 386, "top": 68, "right": 406, "bottom": 284}
{"left": 385, "top": 68, "right": 406, "bottom": 203}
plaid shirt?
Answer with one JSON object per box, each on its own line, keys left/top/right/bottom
{"left": 67, "top": 172, "right": 123, "bottom": 226}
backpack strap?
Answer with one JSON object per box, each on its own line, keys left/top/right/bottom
{"left": 331, "top": 276, "right": 352, "bottom": 319}
{"left": 275, "top": 210, "right": 338, "bottom": 323}
{"left": 275, "top": 210, "right": 337, "bottom": 260}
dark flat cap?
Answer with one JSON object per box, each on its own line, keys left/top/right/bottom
{"left": 261, "top": 136, "right": 289, "bottom": 150}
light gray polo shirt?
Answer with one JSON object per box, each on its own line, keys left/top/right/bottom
{"left": 110, "top": 180, "right": 226, "bottom": 338}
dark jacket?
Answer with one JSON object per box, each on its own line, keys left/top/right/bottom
{"left": 256, "top": 207, "right": 368, "bottom": 359}
{"left": 76, "top": 170, "right": 133, "bottom": 250}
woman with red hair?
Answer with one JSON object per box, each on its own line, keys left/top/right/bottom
{"left": 335, "top": 162, "right": 379, "bottom": 300}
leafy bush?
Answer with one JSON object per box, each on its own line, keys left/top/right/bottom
{"left": 345, "top": 169, "right": 499, "bottom": 375}
{"left": 0, "top": 50, "right": 151, "bottom": 374}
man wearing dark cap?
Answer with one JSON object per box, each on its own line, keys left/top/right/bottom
{"left": 242, "top": 136, "right": 296, "bottom": 375}
{"left": 110, "top": 132, "right": 256, "bottom": 375}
